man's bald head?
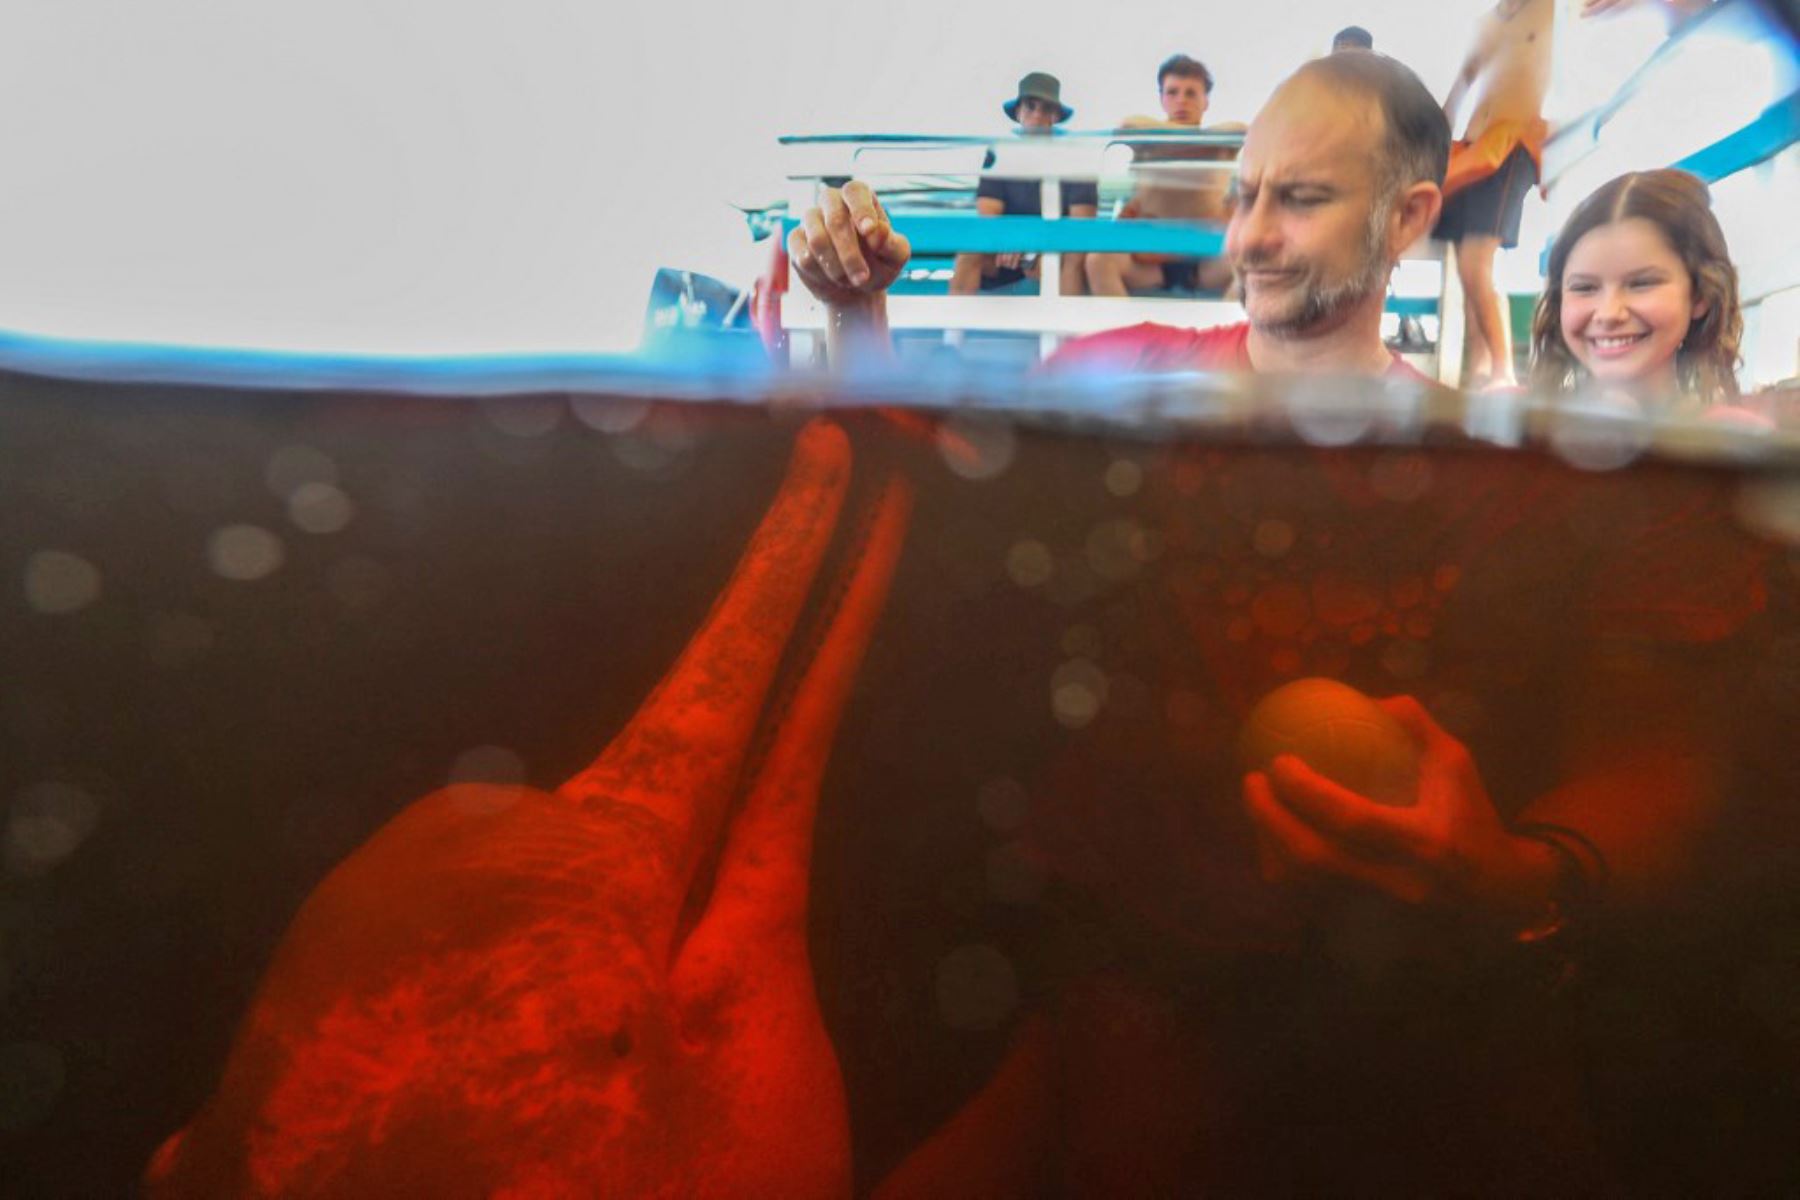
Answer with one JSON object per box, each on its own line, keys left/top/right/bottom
{"left": 1277, "top": 52, "right": 1448, "bottom": 201}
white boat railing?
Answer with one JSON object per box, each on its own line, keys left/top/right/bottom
{"left": 772, "top": 129, "right": 1463, "bottom": 376}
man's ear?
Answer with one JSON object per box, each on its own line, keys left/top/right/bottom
{"left": 1391, "top": 182, "right": 1443, "bottom": 256}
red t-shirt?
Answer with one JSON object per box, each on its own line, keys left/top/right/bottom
{"left": 1047, "top": 320, "right": 1432, "bottom": 383}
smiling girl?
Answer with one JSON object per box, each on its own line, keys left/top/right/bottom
{"left": 1529, "top": 169, "right": 1743, "bottom": 406}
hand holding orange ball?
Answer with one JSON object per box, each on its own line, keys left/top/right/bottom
{"left": 1240, "top": 680, "right": 1563, "bottom": 928}
{"left": 1238, "top": 677, "right": 1420, "bottom": 807}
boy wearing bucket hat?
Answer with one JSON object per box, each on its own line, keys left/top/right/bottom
{"left": 949, "top": 72, "right": 1098, "bottom": 297}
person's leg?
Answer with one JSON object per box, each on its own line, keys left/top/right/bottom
{"left": 1456, "top": 234, "right": 1512, "bottom": 385}
{"left": 1060, "top": 252, "right": 1087, "bottom": 296}
{"left": 950, "top": 252, "right": 991, "bottom": 296}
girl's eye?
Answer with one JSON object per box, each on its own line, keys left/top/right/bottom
{"left": 1566, "top": 282, "right": 1597, "bottom": 295}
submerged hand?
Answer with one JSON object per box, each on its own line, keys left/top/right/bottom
{"left": 788, "top": 180, "right": 912, "bottom": 307}
{"left": 1242, "top": 695, "right": 1560, "bottom": 929}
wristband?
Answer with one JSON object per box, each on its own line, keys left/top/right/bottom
{"left": 1510, "top": 821, "right": 1608, "bottom": 946}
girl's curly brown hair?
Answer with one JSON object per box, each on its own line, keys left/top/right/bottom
{"left": 1529, "top": 169, "right": 1742, "bottom": 403}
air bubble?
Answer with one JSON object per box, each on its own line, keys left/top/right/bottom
{"left": 939, "top": 416, "right": 1017, "bottom": 481}
{"left": 5, "top": 781, "right": 100, "bottom": 877}
{"left": 23, "top": 552, "right": 100, "bottom": 615}
{"left": 572, "top": 395, "right": 652, "bottom": 434}
{"left": 1104, "top": 459, "right": 1144, "bottom": 497}
{"left": 207, "top": 525, "right": 284, "bottom": 581}
{"left": 1051, "top": 658, "right": 1109, "bottom": 729}
{"left": 482, "top": 397, "right": 564, "bottom": 438}
{"left": 1005, "top": 540, "right": 1054, "bottom": 588}
{"left": 288, "top": 482, "right": 354, "bottom": 534}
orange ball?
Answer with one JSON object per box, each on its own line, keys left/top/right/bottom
{"left": 1239, "top": 677, "right": 1419, "bottom": 806}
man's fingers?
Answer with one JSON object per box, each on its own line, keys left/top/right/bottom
{"left": 842, "top": 182, "right": 913, "bottom": 270}
{"left": 1379, "top": 693, "right": 1464, "bottom": 760}
{"left": 1268, "top": 756, "right": 1423, "bottom": 860}
{"left": 1245, "top": 769, "right": 1423, "bottom": 898}
{"left": 873, "top": 226, "right": 911, "bottom": 268}
{"left": 1377, "top": 695, "right": 1481, "bottom": 791}
{"left": 801, "top": 207, "right": 846, "bottom": 285}
{"left": 1243, "top": 771, "right": 1294, "bottom": 883}
{"left": 820, "top": 189, "right": 871, "bottom": 286}
{"left": 842, "top": 180, "right": 886, "bottom": 242}
{"left": 787, "top": 226, "right": 819, "bottom": 281}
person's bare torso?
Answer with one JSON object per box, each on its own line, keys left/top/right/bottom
{"left": 1460, "top": 0, "right": 1555, "bottom": 139}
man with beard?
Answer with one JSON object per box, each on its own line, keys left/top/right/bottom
{"left": 788, "top": 51, "right": 1448, "bottom": 380}
{"left": 790, "top": 50, "right": 1758, "bottom": 1198}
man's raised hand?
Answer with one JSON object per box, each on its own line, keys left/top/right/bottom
{"left": 788, "top": 181, "right": 912, "bottom": 306}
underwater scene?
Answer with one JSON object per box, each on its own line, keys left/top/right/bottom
{"left": 4, "top": 367, "right": 1800, "bottom": 1197}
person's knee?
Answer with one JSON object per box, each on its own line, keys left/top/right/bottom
{"left": 1456, "top": 238, "right": 1500, "bottom": 283}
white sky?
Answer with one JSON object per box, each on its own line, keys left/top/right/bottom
{"left": 0, "top": 0, "right": 1684, "bottom": 354}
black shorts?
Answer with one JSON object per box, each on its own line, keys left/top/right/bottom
{"left": 1434, "top": 145, "right": 1537, "bottom": 249}
{"left": 1160, "top": 260, "right": 1200, "bottom": 291}
{"left": 980, "top": 264, "right": 1031, "bottom": 291}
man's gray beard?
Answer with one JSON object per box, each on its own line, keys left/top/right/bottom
{"left": 1242, "top": 194, "right": 1394, "bottom": 338}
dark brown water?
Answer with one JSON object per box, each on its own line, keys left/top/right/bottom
{"left": 3, "top": 372, "right": 1798, "bottom": 1196}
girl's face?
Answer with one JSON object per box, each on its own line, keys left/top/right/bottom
{"left": 1559, "top": 217, "right": 1705, "bottom": 392}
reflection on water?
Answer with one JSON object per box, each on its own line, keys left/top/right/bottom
{"left": 3, "top": 375, "right": 1799, "bottom": 1196}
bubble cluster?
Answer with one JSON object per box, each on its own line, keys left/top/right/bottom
{"left": 5, "top": 781, "right": 100, "bottom": 877}
{"left": 207, "top": 524, "right": 284, "bottom": 581}
{"left": 935, "top": 944, "right": 1020, "bottom": 1030}
{"left": 287, "top": 482, "right": 355, "bottom": 534}
{"left": 23, "top": 551, "right": 100, "bottom": 615}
